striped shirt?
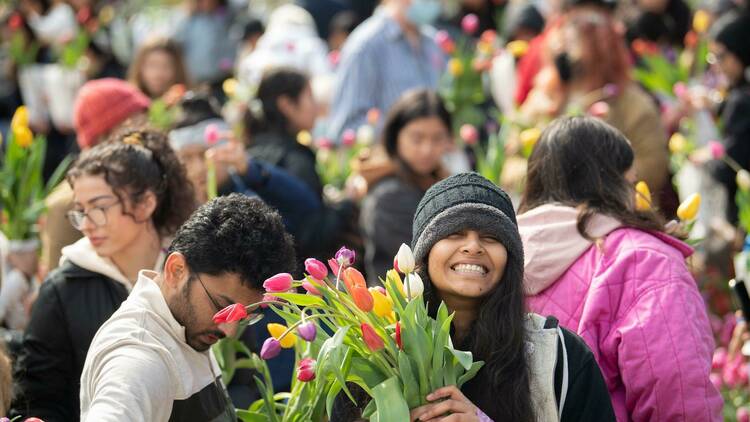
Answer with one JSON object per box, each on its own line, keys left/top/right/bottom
{"left": 326, "top": 11, "right": 446, "bottom": 141}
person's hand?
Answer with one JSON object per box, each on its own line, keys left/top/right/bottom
{"left": 729, "top": 311, "right": 750, "bottom": 359}
{"left": 205, "top": 140, "right": 249, "bottom": 186}
{"left": 410, "top": 386, "right": 480, "bottom": 422}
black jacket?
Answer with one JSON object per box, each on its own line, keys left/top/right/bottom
{"left": 11, "top": 261, "right": 129, "bottom": 422}
{"left": 250, "top": 131, "right": 323, "bottom": 197}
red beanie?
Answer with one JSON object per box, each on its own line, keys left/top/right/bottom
{"left": 73, "top": 78, "right": 151, "bottom": 149}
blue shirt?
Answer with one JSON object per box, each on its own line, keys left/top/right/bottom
{"left": 326, "top": 12, "right": 446, "bottom": 140}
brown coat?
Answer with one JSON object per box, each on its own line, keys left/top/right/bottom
{"left": 40, "top": 183, "right": 81, "bottom": 275}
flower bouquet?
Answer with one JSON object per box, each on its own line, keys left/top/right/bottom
{"left": 0, "top": 107, "right": 71, "bottom": 242}
{"left": 213, "top": 245, "right": 484, "bottom": 421}
{"left": 315, "top": 109, "right": 378, "bottom": 191}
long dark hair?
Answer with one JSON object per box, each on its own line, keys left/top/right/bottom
{"left": 245, "top": 67, "right": 309, "bottom": 136}
{"left": 127, "top": 38, "right": 189, "bottom": 99}
{"left": 67, "top": 128, "right": 196, "bottom": 236}
{"left": 519, "top": 116, "right": 668, "bottom": 239}
{"left": 381, "top": 89, "right": 451, "bottom": 186}
{"left": 421, "top": 237, "right": 533, "bottom": 420}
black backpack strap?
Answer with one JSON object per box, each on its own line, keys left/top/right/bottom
{"left": 547, "top": 316, "right": 568, "bottom": 420}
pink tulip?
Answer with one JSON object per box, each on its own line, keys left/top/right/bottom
{"left": 204, "top": 123, "right": 222, "bottom": 145}
{"left": 374, "top": 286, "right": 387, "bottom": 296}
{"left": 297, "top": 357, "right": 316, "bottom": 382}
{"left": 708, "top": 141, "right": 725, "bottom": 160}
{"left": 738, "top": 407, "right": 750, "bottom": 422}
{"left": 335, "top": 247, "right": 356, "bottom": 267}
{"left": 712, "top": 347, "right": 728, "bottom": 370}
{"left": 316, "top": 137, "right": 334, "bottom": 150}
{"left": 673, "top": 82, "right": 688, "bottom": 99}
{"left": 260, "top": 338, "right": 281, "bottom": 359}
{"left": 297, "top": 321, "right": 317, "bottom": 342}
{"left": 212, "top": 303, "right": 248, "bottom": 324}
{"left": 263, "top": 273, "right": 293, "bottom": 292}
{"left": 460, "top": 124, "right": 479, "bottom": 145}
{"left": 435, "top": 30, "right": 455, "bottom": 54}
{"left": 710, "top": 372, "right": 723, "bottom": 390}
{"left": 588, "top": 101, "right": 610, "bottom": 118}
{"left": 302, "top": 280, "right": 322, "bottom": 296}
{"left": 461, "top": 14, "right": 479, "bottom": 35}
{"left": 342, "top": 129, "right": 356, "bottom": 146}
{"left": 304, "top": 258, "right": 328, "bottom": 280}
{"left": 602, "top": 83, "right": 619, "bottom": 98}
{"left": 328, "top": 258, "right": 342, "bottom": 277}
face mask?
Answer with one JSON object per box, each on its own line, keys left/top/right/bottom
{"left": 406, "top": 0, "right": 442, "bottom": 26}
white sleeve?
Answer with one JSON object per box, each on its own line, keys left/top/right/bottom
{"left": 81, "top": 347, "right": 176, "bottom": 422}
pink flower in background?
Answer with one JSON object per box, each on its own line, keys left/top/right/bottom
{"left": 738, "top": 407, "right": 750, "bottom": 422}
{"left": 204, "top": 123, "right": 222, "bottom": 145}
{"left": 316, "top": 137, "right": 334, "bottom": 150}
{"left": 673, "top": 82, "right": 688, "bottom": 99}
{"left": 588, "top": 101, "right": 610, "bottom": 119}
{"left": 435, "top": 30, "right": 455, "bottom": 54}
{"left": 301, "top": 280, "right": 322, "bottom": 296}
{"left": 461, "top": 14, "right": 479, "bottom": 35}
{"left": 710, "top": 372, "right": 723, "bottom": 390}
{"left": 460, "top": 124, "right": 479, "bottom": 145}
{"left": 712, "top": 347, "right": 728, "bottom": 370}
{"left": 708, "top": 141, "right": 726, "bottom": 160}
{"left": 341, "top": 129, "right": 356, "bottom": 146}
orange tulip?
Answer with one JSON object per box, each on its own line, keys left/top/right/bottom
{"left": 351, "top": 286, "right": 374, "bottom": 312}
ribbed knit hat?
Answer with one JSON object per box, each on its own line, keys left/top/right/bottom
{"left": 711, "top": 11, "right": 750, "bottom": 69}
{"left": 73, "top": 78, "right": 151, "bottom": 149}
{"left": 411, "top": 173, "right": 523, "bottom": 267}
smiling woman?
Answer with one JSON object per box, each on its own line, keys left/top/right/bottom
{"left": 11, "top": 128, "right": 196, "bottom": 421}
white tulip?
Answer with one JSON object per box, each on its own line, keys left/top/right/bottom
{"left": 737, "top": 170, "right": 750, "bottom": 192}
{"left": 405, "top": 273, "right": 424, "bottom": 299}
{"left": 357, "top": 125, "right": 375, "bottom": 145}
{"left": 395, "top": 243, "right": 415, "bottom": 274}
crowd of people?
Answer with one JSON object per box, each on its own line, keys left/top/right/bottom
{"left": 0, "top": 0, "right": 749, "bottom": 420}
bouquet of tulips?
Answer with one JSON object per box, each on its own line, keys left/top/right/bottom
{"left": 213, "top": 245, "right": 484, "bottom": 421}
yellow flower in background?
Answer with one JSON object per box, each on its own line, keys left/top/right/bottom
{"left": 477, "top": 40, "right": 493, "bottom": 56}
{"left": 668, "top": 133, "right": 687, "bottom": 154}
{"left": 506, "top": 40, "right": 529, "bottom": 58}
{"left": 222, "top": 78, "right": 238, "bottom": 98}
{"left": 737, "top": 170, "right": 750, "bottom": 192}
{"left": 98, "top": 5, "right": 115, "bottom": 25}
{"left": 635, "top": 181, "right": 652, "bottom": 211}
{"left": 693, "top": 10, "right": 710, "bottom": 34}
{"left": 369, "top": 288, "right": 392, "bottom": 318}
{"left": 297, "top": 130, "right": 312, "bottom": 146}
{"left": 11, "top": 106, "right": 29, "bottom": 132}
{"left": 520, "top": 127, "right": 542, "bottom": 150}
{"left": 0, "top": 130, "right": 3, "bottom": 148}
{"left": 677, "top": 193, "right": 701, "bottom": 221}
{"left": 267, "top": 323, "right": 296, "bottom": 348}
{"left": 13, "top": 126, "right": 33, "bottom": 148}
{"left": 448, "top": 58, "right": 464, "bottom": 77}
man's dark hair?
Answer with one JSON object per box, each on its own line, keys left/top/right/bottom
{"left": 168, "top": 194, "right": 296, "bottom": 289}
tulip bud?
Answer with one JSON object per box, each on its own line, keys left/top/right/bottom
{"left": 405, "top": 273, "right": 424, "bottom": 299}
{"left": 297, "top": 130, "right": 312, "bottom": 146}
{"left": 369, "top": 288, "right": 392, "bottom": 317}
{"left": 672, "top": 82, "right": 688, "bottom": 99}
{"left": 335, "top": 247, "right": 356, "bottom": 267}
{"left": 357, "top": 124, "right": 375, "bottom": 146}
{"left": 709, "top": 373, "right": 723, "bottom": 391}
{"left": 212, "top": 303, "right": 248, "bottom": 324}
{"left": 297, "top": 357, "right": 317, "bottom": 382}
{"left": 713, "top": 347, "right": 728, "bottom": 370}
{"left": 635, "top": 181, "right": 652, "bottom": 211}
{"left": 342, "top": 267, "right": 367, "bottom": 291}
{"left": 708, "top": 141, "right": 725, "bottom": 160}
{"left": 386, "top": 269, "right": 405, "bottom": 295}
{"left": 11, "top": 106, "right": 29, "bottom": 131}
{"left": 738, "top": 170, "right": 750, "bottom": 192}
{"left": 461, "top": 13, "right": 479, "bottom": 34}
{"left": 302, "top": 280, "right": 322, "bottom": 296}
{"left": 361, "top": 323, "right": 384, "bottom": 352}
{"left": 260, "top": 338, "right": 281, "bottom": 359}
{"left": 297, "top": 321, "right": 317, "bottom": 342}
{"left": 668, "top": 133, "right": 687, "bottom": 154}
{"left": 342, "top": 129, "right": 356, "bottom": 147}
{"left": 395, "top": 244, "right": 415, "bottom": 274}
{"left": 676, "top": 193, "right": 701, "bottom": 221}
{"left": 351, "top": 286, "right": 374, "bottom": 312}
{"left": 692, "top": 9, "right": 710, "bottom": 34}
{"left": 460, "top": 124, "right": 479, "bottom": 146}
{"left": 268, "top": 323, "right": 296, "bottom": 348}
{"left": 480, "top": 30, "right": 496, "bottom": 45}
{"left": 316, "top": 137, "right": 334, "bottom": 150}
{"left": 263, "top": 273, "right": 293, "bottom": 292}
{"left": 395, "top": 321, "right": 403, "bottom": 350}
{"left": 304, "top": 258, "right": 328, "bottom": 280}
{"left": 13, "top": 126, "right": 33, "bottom": 148}
{"left": 506, "top": 40, "right": 529, "bottom": 58}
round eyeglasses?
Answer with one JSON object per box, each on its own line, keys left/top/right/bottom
{"left": 66, "top": 202, "right": 120, "bottom": 230}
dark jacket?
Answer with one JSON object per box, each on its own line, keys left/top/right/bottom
{"left": 11, "top": 261, "right": 129, "bottom": 422}
{"left": 330, "top": 316, "right": 615, "bottom": 422}
{"left": 360, "top": 175, "right": 424, "bottom": 284}
{"left": 250, "top": 131, "right": 323, "bottom": 197}
{"left": 709, "top": 82, "right": 750, "bottom": 223}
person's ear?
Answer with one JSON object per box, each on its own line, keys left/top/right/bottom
{"left": 134, "top": 190, "right": 158, "bottom": 223}
{"left": 164, "top": 252, "right": 189, "bottom": 289}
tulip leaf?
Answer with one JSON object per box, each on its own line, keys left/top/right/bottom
{"left": 431, "top": 314, "right": 454, "bottom": 391}
{"left": 443, "top": 356, "right": 458, "bottom": 386}
{"left": 361, "top": 398, "right": 377, "bottom": 419}
{"left": 398, "top": 351, "right": 421, "bottom": 408}
{"left": 326, "top": 380, "right": 344, "bottom": 417}
{"left": 457, "top": 361, "right": 485, "bottom": 388}
{"left": 271, "top": 292, "right": 326, "bottom": 307}
{"left": 447, "top": 346, "right": 474, "bottom": 371}
{"left": 236, "top": 410, "right": 268, "bottom": 422}
{"left": 370, "top": 376, "right": 410, "bottom": 422}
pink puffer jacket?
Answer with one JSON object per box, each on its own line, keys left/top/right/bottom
{"left": 519, "top": 204, "right": 722, "bottom": 422}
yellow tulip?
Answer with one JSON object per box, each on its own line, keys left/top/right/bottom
{"left": 297, "top": 130, "right": 312, "bottom": 146}
{"left": 506, "top": 40, "right": 529, "bottom": 58}
{"left": 476, "top": 40, "right": 493, "bottom": 56}
{"left": 635, "top": 181, "right": 651, "bottom": 211}
{"left": 520, "top": 127, "right": 542, "bottom": 150}
{"left": 222, "top": 78, "right": 238, "bottom": 98}
{"left": 11, "top": 106, "right": 29, "bottom": 132}
{"left": 692, "top": 10, "right": 710, "bottom": 34}
{"left": 267, "top": 323, "right": 296, "bottom": 348}
{"left": 369, "top": 288, "right": 393, "bottom": 318}
{"left": 668, "top": 133, "right": 687, "bottom": 154}
{"left": 386, "top": 269, "right": 404, "bottom": 296}
{"left": 13, "top": 126, "right": 33, "bottom": 148}
{"left": 448, "top": 58, "right": 464, "bottom": 77}
{"left": 98, "top": 5, "right": 115, "bottom": 25}
{"left": 677, "top": 193, "right": 701, "bottom": 221}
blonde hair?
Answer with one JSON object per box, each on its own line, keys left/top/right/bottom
{"left": 0, "top": 344, "right": 12, "bottom": 415}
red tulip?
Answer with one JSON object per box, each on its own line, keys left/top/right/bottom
{"left": 297, "top": 357, "right": 316, "bottom": 382}
{"left": 395, "top": 321, "right": 402, "bottom": 350}
{"left": 708, "top": 141, "right": 725, "bottom": 160}
{"left": 213, "top": 303, "right": 248, "bottom": 324}
{"left": 435, "top": 30, "right": 455, "bottom": 54}
{"left": 361, "top": 323, "right": 384, "bottom": 352}
{"left": 263, "top": 273, "right": 293, "bottom": 292}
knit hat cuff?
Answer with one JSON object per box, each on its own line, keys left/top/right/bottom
{"left": 412, "top": 202, "right": 524, "bottom": 266}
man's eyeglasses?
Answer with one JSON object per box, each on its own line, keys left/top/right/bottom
{"left": 194, "top": 272, "right": 223, "bottom": 313}
{"left": 66, "top": 202, "right": 121, "bottom": 230}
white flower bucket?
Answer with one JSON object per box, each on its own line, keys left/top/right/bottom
{"left": 17, "top": 64, "right": 49, "bottom": 127}
{"left": 44, "top": 64, "right": 85, "bottom": 130}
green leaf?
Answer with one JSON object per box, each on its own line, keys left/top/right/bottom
{"left": 457, "top": 361, "right": 485, "bottom": 388}
{"left": 398, "top": 351, "right": 421, "bottom": 408}
{"left": 447, "top": 346, "right": 474, "bottom": 371}
{"left": 236, "top": 410, "right": 269, "bottom": 422}
{"left": 370, "top": 376, "right": 410, "bottom": 422}
{"left": 271, "top": 292, "right": 325, "bottom": 307}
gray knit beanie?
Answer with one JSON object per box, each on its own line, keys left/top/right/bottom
{"left": 411, "top": 173, "right": 524, "bottom": 267}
